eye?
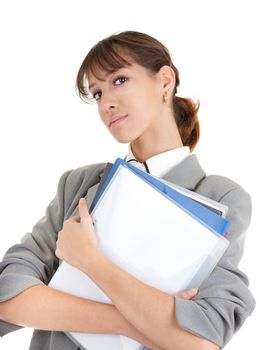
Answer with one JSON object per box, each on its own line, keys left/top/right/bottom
{"left": 114, "top": 76, "right": 128, "bottom": 85}
{"left": 91, "top": 76, "right": 127, "bottom": 101}
{"left": 92, "top": 91, "right": 102, "bottom": 101}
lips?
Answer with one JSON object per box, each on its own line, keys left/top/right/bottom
{"left": 109, "top": 114, "right": 128, "bottom": 127}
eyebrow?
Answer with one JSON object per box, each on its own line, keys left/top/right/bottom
{"left": 88, "top": 68, "right": 126, "bottom": 90}
{"left": 88, "top": 81, "right": 100, "bottom": 90}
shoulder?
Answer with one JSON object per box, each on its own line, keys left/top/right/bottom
{"left": 196, "top": 173, "right": 252, "bottom": 230}
{"left": 196, "top": 172, "right": 252, "bottom": 265}
{"left": 63, "top": 162, "right": 107, "bottom": 192}
{"left": 196, "top": 174, "right": 251, "bottom": 204}
{"left": 55, "top": 162, "right": 107, "bottom": 214}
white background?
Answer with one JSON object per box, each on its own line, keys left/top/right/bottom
{"left": 0, "top": 0, "right": 258, "bottom": 349}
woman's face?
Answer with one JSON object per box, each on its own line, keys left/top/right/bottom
{"left": 87, "top": 61, "right": 167, "bottom": 144}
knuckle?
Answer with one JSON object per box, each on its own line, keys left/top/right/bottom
{"left": 178, "top": 291, "right": 189, "bottom": 299}
{"left": 63, "top": 219, "right": 70, "bottom": 227}
{"left": 57, "top": 229, "right": 63, "bottom": 238}
{"left": 180, "top": 292, "right": 188, "bottom": 299}
{"left": 55, "top": 247, "right": 59, "bottom": 257}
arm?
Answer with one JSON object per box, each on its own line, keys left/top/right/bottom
{"left": 56, "top": 198, "right": 220, "bottom": 350}
{"left": 0, "top": 285, "right": 160, "bottom": 349}
{"left": 0, "top": 166, "right": 161, "bottom": 348}
{"left": 81, "top": 249, "right": 219, "bottom": 350}
{"left": 0, "top": 169, "right": 74, "bottom": 338}
{"left": 174, "top": 185, "right": 256, "bottom": 347}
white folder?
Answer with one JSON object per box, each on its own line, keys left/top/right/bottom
{"left": 49, "top": 164, "right": 229, "bottom": 350}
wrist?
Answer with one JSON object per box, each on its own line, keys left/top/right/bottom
{"left": 80, "top": 247, "right": 105, "bottom": 274}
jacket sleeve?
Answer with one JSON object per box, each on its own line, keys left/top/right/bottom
{"left": 0, "top": 169, "right": 73, "bottom": 336}
{"left": 175, "top": 185, "right": 256, "bottom": 348}
{"left": 0, "top": 162, "right": 105, "bottom": 338}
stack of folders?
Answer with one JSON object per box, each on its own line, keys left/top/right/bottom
{"left": 49, "top": 158, "right": 230, "bottom": 350}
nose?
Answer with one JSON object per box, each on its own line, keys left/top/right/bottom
{"left": 99, "top": 91, "right": 117, "bottom": 113}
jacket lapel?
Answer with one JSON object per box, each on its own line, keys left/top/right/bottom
{"left": 86, "top": 183, "right": 101, "bottom": 208}
{"left": 162, "top": 154, "right": 206, "bottom": 191}
{"left": 86, "top": 165, "right": 108, "bottom": 208}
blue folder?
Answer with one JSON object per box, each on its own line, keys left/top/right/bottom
{"left": 90, "top": 158, "right": 230, "bottom": 237}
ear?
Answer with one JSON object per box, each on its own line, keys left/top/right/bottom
{"left": 158, "top": 65, "right": 176, "bottom": 92}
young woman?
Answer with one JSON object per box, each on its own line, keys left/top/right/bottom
{"left": 0, "top": 31, "right": 255, "bottom": 350}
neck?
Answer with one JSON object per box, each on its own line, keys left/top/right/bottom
{"left": 131, "top": 128, "right": 183, "bottom": 163}
{"left": 130, "top": 108, "right": 184, "bottom": 162}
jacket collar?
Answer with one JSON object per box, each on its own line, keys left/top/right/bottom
{"left": 162, "top": 154, "right": 206, "bottom": 190}
{"left": 86, "top": 154, "right": 206, "bottom": 208}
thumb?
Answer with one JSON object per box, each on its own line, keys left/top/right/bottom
{"left": 176, "top": 288, "right": 198, "bottom": 300}
{"left": 78, "top": 198, "right": 90, "bottom": 224}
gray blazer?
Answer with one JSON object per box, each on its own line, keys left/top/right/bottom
{"left": 0, "top": 155, "right": 256, "bottom": 349}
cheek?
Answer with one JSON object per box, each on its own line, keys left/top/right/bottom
{"left": 133, "top": 92, "right": 161, "bottom": 120}
{"left": 97, "top": 108, "right": 106, "bottom": 125}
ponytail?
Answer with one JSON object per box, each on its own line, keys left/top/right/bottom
{"left": 173, "top": 96, "right": 200, "bottom": 151}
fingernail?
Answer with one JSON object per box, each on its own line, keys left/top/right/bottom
{"left": 80, "top": 197, "right": 88, "bottom": 207}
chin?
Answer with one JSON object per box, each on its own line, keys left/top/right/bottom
{"left": 113, "top": 136, "right": 133, "bottom": 144}
{"left": 111, "top": 132, "right": 136, "bottom": 144}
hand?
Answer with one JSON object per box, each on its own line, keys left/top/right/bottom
{"left": 176, "top": 288, "right": 198, "bottom": 300}
{"left": 55, "top": 198, "right": 97, "bottom": 270}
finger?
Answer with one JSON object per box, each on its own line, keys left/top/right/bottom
{"left": 79, "top": 197, "right": 90, "bottom": 224}
{"left": 176, "top": 288, "right": 198, "bottom": 300}
{"left": 63, "top": 215, "right": 80, "bottom": 225}
{"left": 70, "top": 215, "right": 81, "bottom": 222}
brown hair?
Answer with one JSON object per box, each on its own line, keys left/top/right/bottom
{"left": 76, "top": 31, "right": 200, "bottom": 151}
